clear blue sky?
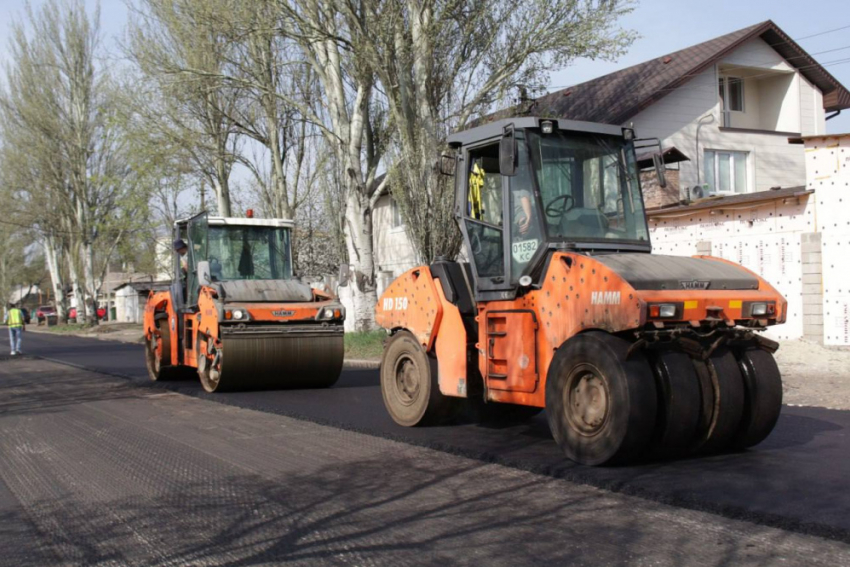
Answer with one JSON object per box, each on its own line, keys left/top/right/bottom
{"left": 2, "top": 0, "right": 849, "bottom": 135}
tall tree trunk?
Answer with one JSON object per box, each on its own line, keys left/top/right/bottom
{"left": 67, "top": 249, "right": 86, "bottom": 325}
{"left": 43, "top": 235, "right": 68, "bottom": 323}
{"left": 343, "top": 188, "right": 378, "bottom": 331}
{"left": 83, "top": 239, "right": 98, "bottom": 324}
{"left": 213, "top": 173, "right": 232, "bottom": 216}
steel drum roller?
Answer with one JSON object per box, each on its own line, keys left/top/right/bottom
{"left": 212, "top": 328, "right": 344, "bottom": 391}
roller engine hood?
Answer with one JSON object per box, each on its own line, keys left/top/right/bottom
{"left": 215, "top": 280, "right": 315, "bottom": 303}
{"left": 594, "top": 254, "right": 759, "bottom": 291}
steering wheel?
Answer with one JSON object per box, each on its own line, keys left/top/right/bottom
{"left": 545, "top": 194, "right": 576, "bottom": 218}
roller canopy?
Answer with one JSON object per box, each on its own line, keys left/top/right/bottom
{"left": 217, "top": 280, "right": 314, "bottom": 303}
{"left": 594, "top": 254, "right": 759, "bottom": 291}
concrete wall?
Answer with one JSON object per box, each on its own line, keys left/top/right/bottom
{"left": 801, "top": 232, "right": 823, "bottom": 342}
{"left": 805, "top": 134, "right": 850, "bottom": 345}
{"left": 630, "top": 37, "right": 825, "bottom": 198}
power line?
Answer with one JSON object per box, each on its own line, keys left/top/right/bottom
{"left": 793, "top": 24, "right": 850, "bottom": 41}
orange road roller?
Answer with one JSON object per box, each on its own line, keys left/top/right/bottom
{"left": 376, "top": 117, "right": 785, "bottom": 465}
{"left": 144, "top": 212, "right": 345, "bottom": 393}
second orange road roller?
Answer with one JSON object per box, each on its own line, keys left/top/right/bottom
{"left": 144, "top": 211, "right": 345, "bottom": 393}
{"left": 376, "top": 116, "right": 785, "bottom": 466}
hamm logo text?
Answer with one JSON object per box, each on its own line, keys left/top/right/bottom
{"left": 591, "top": 291, "right": 621, "bottom": 305}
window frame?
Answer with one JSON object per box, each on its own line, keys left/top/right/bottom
{"left": 389, "top": 195, "right": 406, "bottom": 232}
{"left": 719, "top": 75, "right": 745, "bottom": 113}
{"left": 704, "top": 149, "right": 749, "bottom": 195}
{"left": 459, "top": 139, "right": 513, "bottom": 293}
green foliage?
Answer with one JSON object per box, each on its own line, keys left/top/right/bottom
{"left": 344, "top": 331, "right": 386, "bottom": 361}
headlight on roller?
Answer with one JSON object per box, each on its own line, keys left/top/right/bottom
{"left": 316, "top": 306, "right": 344, "bottom": 321}
{"left": 225, "top": 309, "right": 249, "bottom": 321}
{"left": 747, "top": 302, "right": 775, "bottom": 317}
{"left": 648, "top": 303, "right": 679, "bottom": 319}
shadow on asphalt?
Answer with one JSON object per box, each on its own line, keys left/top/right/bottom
{"left": 0, "top": 450, "right": 812, "bottom": 566}
{"left": 9, "top": 332, "right": 850, "bottom": 545}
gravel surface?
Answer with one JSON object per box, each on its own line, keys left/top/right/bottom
{"left": 775, "top": 340, "right": 850, "bottom": 409}
{"left": 1, "top": 357, "right": 849, "bottom": 566}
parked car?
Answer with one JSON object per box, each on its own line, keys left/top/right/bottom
{"left": 36, "top": 305, "right": 56, "bottom": 324}
{"left": 68, "top": 307, "right": 106, "bottom": 322}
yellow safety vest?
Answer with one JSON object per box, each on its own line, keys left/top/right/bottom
{"left": 7, "top": 308, "right": 23, "bottom": 327}
{"left": 468, "top": 163, "right": 485, "bottom": 220}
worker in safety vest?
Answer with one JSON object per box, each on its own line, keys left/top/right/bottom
{"left": 4, "top": 302, "right": 26, "bottom": 356}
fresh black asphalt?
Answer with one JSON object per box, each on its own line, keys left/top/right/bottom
{"left": 20, "top": 331, "right": 850, "bottom": 543}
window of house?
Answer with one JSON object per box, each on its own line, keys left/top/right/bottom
{"left": 704, "top": 150, "right": 748, "bottom": 194}
{"left": 719, "top": 76, "right": 744, "bottom": 112}
{"left": 390, "top": 196, "right": 404, "bottom": 229}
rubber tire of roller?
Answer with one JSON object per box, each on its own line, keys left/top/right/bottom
{"left": 731, "top": 348, "right": 783, "bottom": 450}
{"left": 473, "top": 401, "right": 543, "bottom": 424}
{"left": 692, "top": 348, "right": 745, "bottom": 455}
{"left": 648, "top": 350, "right": 701, "bottom": 457}
{"left": 546, "top": 332, "right": 657, "bottom": 466}
{"left": 380, "top": 330, "right": 457, "bottom": 427}
{"left": 145, "top": 320, "right": 180, "bottom": 381}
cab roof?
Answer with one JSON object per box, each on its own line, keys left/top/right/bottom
{"left": 175, "top": 216, "right": 294, "bottom": 228}
{"left": 447, "top": 117, "right": 624, "bottom": 148}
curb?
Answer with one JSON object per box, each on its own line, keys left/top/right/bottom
{"left": 343, "top": 359, "right": 381, "bottom": 370}
{"left": 26, "top": 327, "right": 144, "bottom": 344}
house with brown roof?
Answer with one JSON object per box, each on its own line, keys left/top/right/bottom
{"left": 493, "top": 20, "right": 849, "bottom": 204}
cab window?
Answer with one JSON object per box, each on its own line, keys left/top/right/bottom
{"left": 465, "top": 144, "right": 504, "bottom": 279}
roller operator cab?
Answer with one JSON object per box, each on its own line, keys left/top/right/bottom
{"left": 144, "top": 212, "right": 345, "bottom": 393}
{"left": 376, "top": 117, "right": 786, "bottom": 466}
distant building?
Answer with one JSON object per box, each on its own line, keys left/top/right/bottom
{"left": 114, "top": 281, "right": 170, "bottom": 324}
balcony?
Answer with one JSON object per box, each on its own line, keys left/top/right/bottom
{"left": 718, "top": 64, "right": 801, "bottom": 135}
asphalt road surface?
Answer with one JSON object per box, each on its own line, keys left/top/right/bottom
{"left": 5, "top": 356, "right": 850, "bottom": 566}
{"left": 19, "top": 331, "right": 850, "bottom": 544}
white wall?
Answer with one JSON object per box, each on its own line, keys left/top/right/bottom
{"left": 804, "top": 134, "right": 850, "bottom": 345}
{"left": 630, "top": 37, "right": 825, "bottom": 198}
{"left": 372, "top": 193, "right": 420, "bottom": 280}
{"left": 648, "top": 195, "right": 815, "bottom": 341}
{"left": 115, "top": 288, "right": 143, "bottom": 323}
{"left": 759, "top": 73, "right": 799, "bottom": 132}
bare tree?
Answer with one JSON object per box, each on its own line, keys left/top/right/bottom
{"left": 346, "top": 0, "right": 638, "bottom": 264}
{"left": 1, "top": 0, "right": 146, "bottom": 325}
{"left": 128, "top": 0, "right": 240, "bottom": 216}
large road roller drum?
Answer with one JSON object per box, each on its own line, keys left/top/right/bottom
{"left": 199, "top": 328, "right": 344, "bottom": 393}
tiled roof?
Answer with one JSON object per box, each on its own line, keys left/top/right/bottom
{"left": 482, "top": 21, "right": 850, "bottom": 127}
